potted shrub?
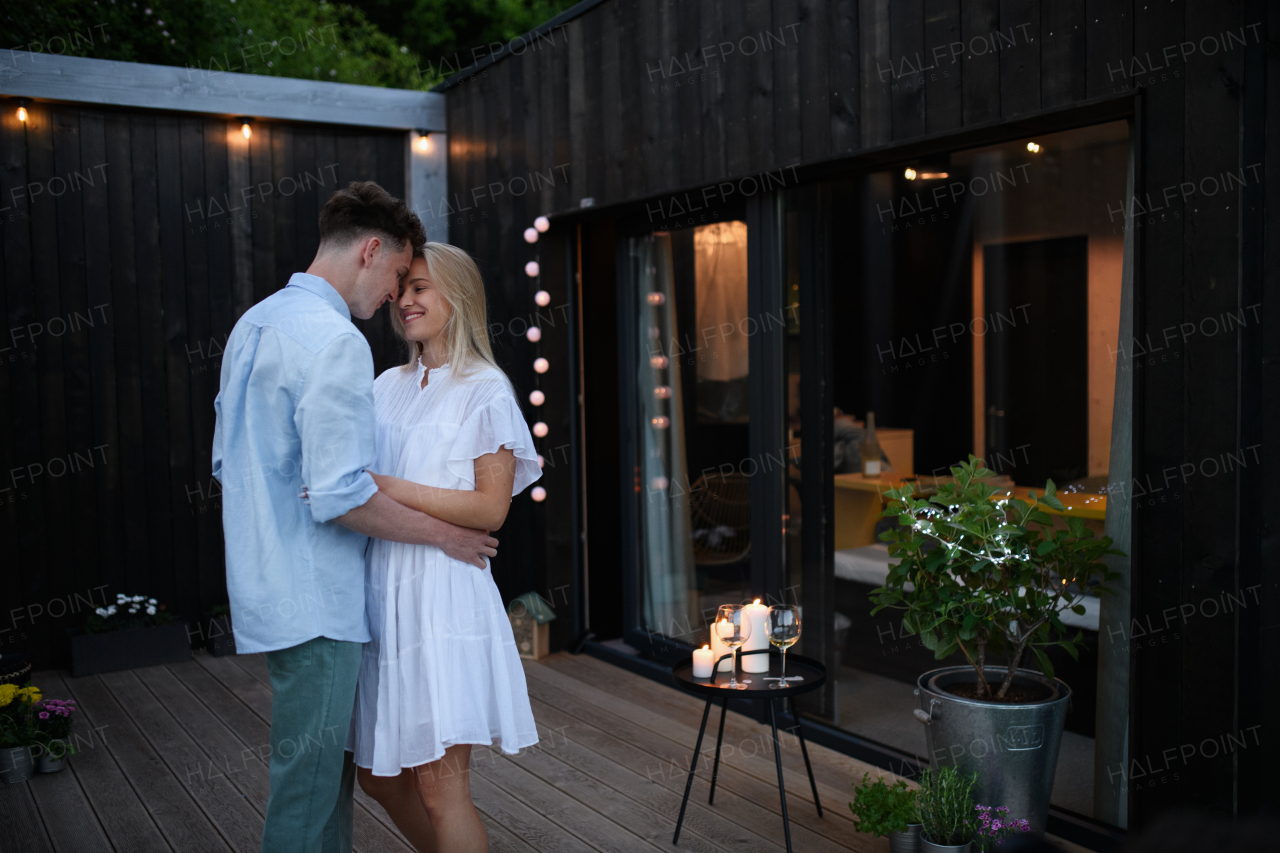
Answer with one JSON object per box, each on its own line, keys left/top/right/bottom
{"left": 918, "top": 766, "right": 975, "bottom": 852}
{"left": 849, "top": 772, "right": 923, "bottom": 852}
{"left": 971, "top": 805, "right": 1031, "bottom": 851}
{"left": 873, "top": 456, "right": 1123, "bottom": 835}
{"left": 199, "top": 603, "right": 237, "bottom": 657}
{"left": 69, "top": 593, "right": 190, "bottom": 677}
{"left": 30, "top": 699, "right": 77, "bottom": 773}
{"left": 0, "top": 683, "right": 42, "bottom": 784}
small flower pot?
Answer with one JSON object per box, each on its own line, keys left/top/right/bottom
{"left": 920, "top": 836, "right": 971, "bottom": 853}
{"left": 37, "top": 753, "right": 66, "bottom": 773}
{"left": 889, "top": 823, "right": 924, "bottom": 853}
{"left": 68, "top": 621, "right": 191, "bottom": 677}
{"left": 0, "top": 745, "right": 36, "bottom": 784}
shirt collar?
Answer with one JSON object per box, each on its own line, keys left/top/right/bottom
{"left": 286, "top": 273, "right": 351, "bottom": 321}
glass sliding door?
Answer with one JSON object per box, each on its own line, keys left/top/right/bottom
{"left": 622, "top": 222, "right": 756, "bottom": 653}
{"left": 808, "top": 120, "right": 1131, "bottom": 824}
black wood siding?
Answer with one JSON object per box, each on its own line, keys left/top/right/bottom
{"left": 442, "top": 0, "right": 1279, "bottom": 823}
{"left": 1, "top": 103, "right": 405, "bottom": 669}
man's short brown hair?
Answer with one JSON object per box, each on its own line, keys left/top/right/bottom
{"left": 318, "top": 181, "right": 426, "bottom": 255}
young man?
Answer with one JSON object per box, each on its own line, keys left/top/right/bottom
{"left": 212, "top": 181, "right": 498, "bottom": 853}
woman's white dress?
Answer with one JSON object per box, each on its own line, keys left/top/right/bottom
{"left": 348, "top": 360, "right": 542, "bottom": 776}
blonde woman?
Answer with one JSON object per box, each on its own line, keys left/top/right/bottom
{"left": 343, "top": 243, "right": 540, "bottom": 852}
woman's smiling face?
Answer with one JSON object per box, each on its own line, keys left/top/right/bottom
{"left": 398, "top": 256, "right": 451, "bottom": 346}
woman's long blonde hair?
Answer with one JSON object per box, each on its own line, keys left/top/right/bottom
{"left": 391, "top": 242, "right": 505, "bottom": 380}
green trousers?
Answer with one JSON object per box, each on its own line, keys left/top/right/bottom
{"left": 261, "top": 636, "right": 363, "bottom": 853}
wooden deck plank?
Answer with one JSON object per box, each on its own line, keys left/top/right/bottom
{"left": 524, "top": 657, "right": 866, "bottom": 838}
{"left": 496, "top": 716, "right": 752, "bottom": 853}
{"left": 230, "top": 651, "right": 272, "bottom": 687}
{"left": 171, "top": 655, "right": 415, "bottom": 853}
{"left": 0, "top": 782, "right": 54, "bottom": 853}
{"left": 60, "top": 673, "right": 231, "bottom": 853}
{"left": 28, "top": 670, "right": 172, "bottom": 853}
{"left": 470, "top": 771, "right": 602, "bottom": 853}
{"left": 100, "top": 667, "right": 265, "bottom": 851}
{"left": 472, "top": 746, "right": 665, "bottom": 853}
{"left": 551, "top": 652, "right": 878, "bottom": 796}
{"left": 521, "top": 692, "right": 871, "bottom": 853}
{"left": 23, "top": 671, "right": 113, "bottom": 853}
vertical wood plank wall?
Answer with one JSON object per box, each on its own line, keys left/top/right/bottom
{"left": 0, "top": 104, "right": 406, "bottom": 670}
{"left": 442, "top": 0, "right": 1277, "bottom": 824}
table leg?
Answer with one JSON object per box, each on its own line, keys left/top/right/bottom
{"left": 790, "top": 696, "right": 822, "bottom": 817}
{"left": 708, "top": 696, "right": 728, "bottom": 804}
{"left": 673, "top": 694, "right": 714, "bottom": 846}
{"left": 768, "top": 698, "right": 793, "bottom": 853}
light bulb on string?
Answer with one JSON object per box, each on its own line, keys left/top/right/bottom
{"left": 533, "top": 357, "right": 549, "bottom": 374}
{"left": 529, "top": 390, "right": 545, "bottom": 406}
{"left": 535, "top": 290, "right": 551, "bottom": 307}
{"left": 533, "top": 422, "right": 548, "bottom": 438}
{"left": 525, "top": 261, "right": 540, "bottom": 277}
{"left": 523, "top": 227, "right": 538, "bottom": 244}
{"left": 534, "top": 216, "right": 550, "bottom": 232}
{"left": 531, "top": 486, "right": 547, "bottom": 502}
{"left": 526, "top": 327, "right": 541, "bottom": 342}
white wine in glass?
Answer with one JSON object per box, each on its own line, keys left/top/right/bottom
{"left": 714, "top": 604, "right": 751, "bottom": 691}
{"left": 765, "top": 605, "right": 802, "bottom": 688}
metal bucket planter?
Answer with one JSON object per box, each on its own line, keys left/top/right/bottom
{"left": 920, "top": 836, "right": 971, "bottom": 853}
{"left": 68, "top": 621, "right": 192, "bottom": 677}
{"left": 915, "top": 665, "right": 1070, "bottom": 837}
{"left": 1, "top": 745, "right": 36, "bottom": 784}
{"left": 889, "top": 823, "right": 923, "bottom": 853}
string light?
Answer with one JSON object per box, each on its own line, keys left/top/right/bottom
{"left": 903, "top": 167, "right": 917, "bottom": 180}
{"left": 237, "top": 117, "right": 253, "bottom": 139}
{"left": 650, "top": 355, "right": 668, "bottom": 369}
{"left": 416, "top": 131, "right": 432, "bottom": 153}
{"left": 535, "top": 290, "right": 550, "bottom": 307}
{"left": 533, "top": 422, "right": 549, "bottom": 438}
{"left": 654, "top": 386, "right": 672, "bottom": 399}
{"left": 646, "top": 292, "right": 665, "bottom": 305}
{"left": 651, "top": 416, "right": 670, "bottom": 429}
{"left": 531, "top": 486, "right": 547, "bottom": 502}
{"left": 526, "top": 327, "right": 541, "bottom": 342}
{"left": 533, "top": 357, "right": 549, "bottom": 374}
{"left": 523, "top": 227, "right": 538, "bottom": 244}
{"left": 16, "top": 100, "right": 28, "bottom": 123}
{"left": 534, "top": 216, "right": 550, "bottom": 232}
{"left": 529, "top": 390, "right": 545, "bottom": 406}
{"left": 1026, "top": 141, "right": 1041, "bottom": 153}
{"left": 525, "top": 261, "right": 539, "bottom": 277}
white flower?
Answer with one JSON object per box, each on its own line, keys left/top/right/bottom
{"left": 146, "top": 606, "right": 156, "bottom": 615}
{"left": 133, "top": 595, "right": 144, "bottom": 602}
{"left": 95, "top": 608, "right": 107, "bottom": 617}
{"left": 149, "top": 598, "right": 157, "bottom": 605}
{"left": 106, "top": 605, "right": 117, "bottom": 615}
{"left": 117, "top": 593, "right": 127, "bottom": 602}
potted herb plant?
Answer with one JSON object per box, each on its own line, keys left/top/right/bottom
{"left": 873, "top": 456, "right": 1122, "bottom": 835}
{"left": 971, "top": 805, "right": 1031, "bottom": 851}
{"left": 918, "top": 766, "right": 975, "bottom": 852}
{"left": 69, "top": 593, "right": 190, "bottom": 677}
{"left": 0, "top": 683, "right": 42, "bottom": 784}
{"left": 31, "top": 699, "right": 77, "bottom": 773}
{"left": 849, "top": 772, "right": 923, "bottom": 852}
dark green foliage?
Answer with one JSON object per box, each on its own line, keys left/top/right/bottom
{"left": 848, "top": 772, "right": 921, "bottom": 837}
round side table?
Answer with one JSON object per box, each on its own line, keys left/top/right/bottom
{"left": 670, "top": 648, "right": 827, "bottom": 853}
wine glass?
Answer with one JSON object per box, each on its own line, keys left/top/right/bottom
{"left": 714, "top": 605, "right": 751, "bottom": 691}
{"left": 764, "top": 605, "right": 802, "bottom": 688}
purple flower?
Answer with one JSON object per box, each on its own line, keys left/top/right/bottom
{"left": 38, "top": 711, "right": 49, "bottom": 719}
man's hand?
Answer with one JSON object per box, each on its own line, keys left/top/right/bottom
{"left": 435, "top": 523, "right": 499, "bottom": 568}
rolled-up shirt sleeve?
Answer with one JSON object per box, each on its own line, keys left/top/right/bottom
{"left": 294, "top": 333, "right": 379, "bottom": 523}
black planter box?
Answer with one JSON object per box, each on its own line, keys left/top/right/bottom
{"left": 68, "top": 622, "right": 192, "bottom": 677}
{"left": 200, "top": 614, "right": 237, "bottom": 657}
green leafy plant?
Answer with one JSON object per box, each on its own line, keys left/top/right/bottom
{"left": 872, "top": 456, "right": 1124, "bottom": 700}
{"left": 917, "top": 766, "right": 975, "bottom": 846}
{"left": 848, "top": 772, "right": 920, "bottom": 837}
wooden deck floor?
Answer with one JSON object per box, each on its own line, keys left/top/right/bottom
{"left": 0, "top": 651, "right": 1091, "bottom": 853}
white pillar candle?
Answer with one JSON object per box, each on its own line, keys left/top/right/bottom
{"left": 741, "top": 598, "right": 771, "bottom": 673}
{"left": 692, "top": 645, "right": 714, "bottom": 678}
{"left": 709, "top": 620, "right": 734, "bottom": 672}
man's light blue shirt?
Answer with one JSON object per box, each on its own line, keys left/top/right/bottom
{"left": 212, "top": 273, "right": 378, "bottom": 654}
